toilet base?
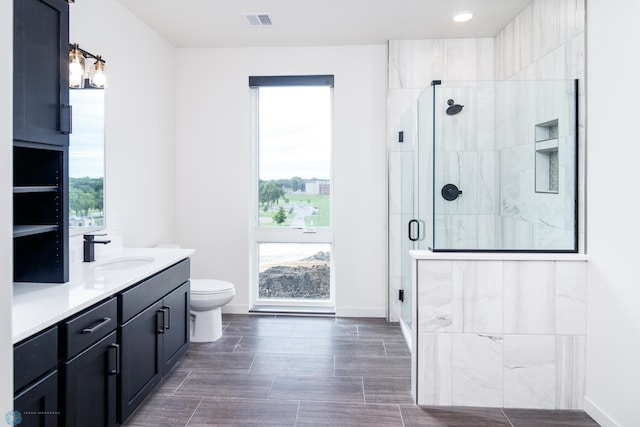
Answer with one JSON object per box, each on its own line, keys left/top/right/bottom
{"left": 190, "top": 307, "right": 223, "bottom": 342}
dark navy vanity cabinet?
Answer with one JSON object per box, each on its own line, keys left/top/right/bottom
{"left": 13, "top": 0, "right": 70, "bottom": 283}
{"left": 13, "top": 259, "right": 191, "bottom": 427}
{"left": 118, "top": 259, "right": 191, "bottom": 422}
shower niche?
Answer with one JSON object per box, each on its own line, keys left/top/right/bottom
{"left": 535, "top": 119, "right": 560, "bottom": 194}
{"left": 410, "top": 79, "right": 578, "bottom": 252}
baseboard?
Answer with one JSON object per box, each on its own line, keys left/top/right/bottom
{"left": 335, "top": 306, "right": 386, "bottom": 318}
{"left": 249, "top": 305, "right": 335, "bottom": 316}
{"left": 222, "top": 304, "right": 386, "bottom": 318}
{"left": 221, "top": 304, "right": 249, "bottom": 314}
{"left": 584, "top": 396, "right": 621, "bottom": 427}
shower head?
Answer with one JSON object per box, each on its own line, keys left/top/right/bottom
{"left": 446, "top": 99, "right": 464, "bottom": 115}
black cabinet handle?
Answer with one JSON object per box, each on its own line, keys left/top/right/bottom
{"left": 82, "top": 317, "right": 111, "bottom": 334}
{"left": 157, "top": 310, "right": 166, "bottom": 334}
{"left": 107, "top": 342, "right": 118, "bottom": 426}
{"left": 109, "top": 343, "right": 120, "bottom": 375}
{"left": 60, "top": 104, "right": 72, "bottom": 134}
{"left": 408, "top": 219, "right": 420, "bottom": 242}
{"left": 163, "top": 306, "right": 172, "bottom": 330}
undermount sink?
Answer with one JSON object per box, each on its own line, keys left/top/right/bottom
{"left": 93, "top": 256, "right": 155, "bottom": 272}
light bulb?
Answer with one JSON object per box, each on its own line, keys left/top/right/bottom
{"left": 91, "top": 70, "right": 106, "bottom": 88}
{"left": 69, "top": 71, "right": 83, "bottom": 88}
{"left": 69, "top": 60, "right": 83, "bottom": 75}
{"left": 90, "top": 57, "right": 106, "bottom": 88}
{"left": 69, "top": 44, "right": 86, "bottom": 88}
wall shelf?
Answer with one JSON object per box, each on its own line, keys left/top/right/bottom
{"left": 13, "top": 186, "right": 58, "bottom": 194}
{"left": 535, "top": 119, "right": 559, "bottom": 141}
{"left": 14, "top": 225, "right": 59, "bottom": 238}
{"left": 534, "top": 139, "right": 559, "bottom": 152}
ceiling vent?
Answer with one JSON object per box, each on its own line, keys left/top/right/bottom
{"left": 242, "top": 13, "right": 273, "bottom": 27}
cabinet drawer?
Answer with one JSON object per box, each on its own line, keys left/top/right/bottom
{"left": 14, "top": 326, "right": 58, "bottom": 393}
{"left": 63, "top": 298, "right": 117, "bottom": 360}
{"left": 119, "top": 259, "right": 190, "bottom": 324}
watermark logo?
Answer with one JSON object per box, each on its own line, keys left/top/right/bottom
{"left": 5, "top": 411, "right": 22, "bottom": 426}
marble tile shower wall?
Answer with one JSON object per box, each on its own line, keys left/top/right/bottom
{"left": 433, "top": 84, "right": 499, "bottom": 250}
{"left": 495, "top": 80, "right": 577, "bottom": 250}
{"left": 494, "top": 0, "right": 585, "bottom": 250}
{"left": 387, "top": 39, "right": 495, "bottom": 321}
{"left": 416, "top": 259, "right": 586, "bottom": 409}
{"left": 494, "top": 0, "right": 585, "bottom": 82}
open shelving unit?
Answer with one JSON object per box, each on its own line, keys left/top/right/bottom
{"left": 13, "top": 142, "right": 68, "bottom": 283}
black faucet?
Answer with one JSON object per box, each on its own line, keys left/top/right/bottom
{"left": 83, "top": 234, "right": 111, "bottom": 262}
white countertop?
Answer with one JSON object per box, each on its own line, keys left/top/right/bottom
{"left": 410, "top": 250, "right": 588, "bottom": 261}
{"left": 13, "top": 247, "right": 195, "bottom": 344}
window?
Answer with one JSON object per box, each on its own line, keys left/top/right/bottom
{"left": 250, "top": 75, "right": 334, "bottom": 311}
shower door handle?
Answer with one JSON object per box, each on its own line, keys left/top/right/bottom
{"left": 408, "top": 219, "right": 420, "bottom": 242}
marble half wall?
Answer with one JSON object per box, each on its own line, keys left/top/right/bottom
{"left": 415, "top": 258, "right": 587, "bottom": 409}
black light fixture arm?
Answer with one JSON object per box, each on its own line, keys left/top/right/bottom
{"left": 69, "top": 43, "right": 106, "bottom": 63}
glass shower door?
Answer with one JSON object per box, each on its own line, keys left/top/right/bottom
{"left": 399, "top": 107, "right": 415, "bottom": 329}
{"left": 399, "top": 92, "right": 433, "bottom": 330}
{"left": 399, "top": 147, "right": 414, "bottom": 327}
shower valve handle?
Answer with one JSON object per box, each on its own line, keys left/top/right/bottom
{"left": 441, "top": 184, "right": 463, "bottom": 201}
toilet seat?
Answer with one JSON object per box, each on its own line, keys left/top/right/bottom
{"left": 190, "top": 279, "right": 234, "bottom": 295}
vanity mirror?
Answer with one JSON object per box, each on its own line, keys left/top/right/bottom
{"left": 69, "top": 88, "right": 105, "bottom": 236}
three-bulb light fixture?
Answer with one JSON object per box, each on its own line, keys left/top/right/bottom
{"left": 69, "top": 43, "right": 106, "bottom": 89}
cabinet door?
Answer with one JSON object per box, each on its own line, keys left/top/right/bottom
{"left": 161, "top": 281, "right": 190, "bottom": 374}
{"left": 63, "top": 331, "right": 118, "bottom": 427}
{"left": 119, "top": 300, "right": 164, "bottom": 423}
{"left": 14, "top": 370, "right": 59, "bottom": 427}
{"left": 13, "top": 0, "right": 70, "bottom": 146}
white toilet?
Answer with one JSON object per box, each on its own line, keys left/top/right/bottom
{"left": 189, "top": 279, "right": 235, "bottom": 342}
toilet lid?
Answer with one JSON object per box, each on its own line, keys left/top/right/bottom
{"left": 190, "top": 279, "right": 234, "bottom": 295}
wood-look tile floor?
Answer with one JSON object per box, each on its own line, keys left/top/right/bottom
{"left": 123, "top": 314, "right": 600, "bottom": 427}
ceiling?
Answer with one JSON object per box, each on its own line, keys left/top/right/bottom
{"left": 117, "top": 0, "right": 532, "bottom": 48}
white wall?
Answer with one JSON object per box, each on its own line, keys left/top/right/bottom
{"left": 176, "top": 46, "right": 388, "bottom": 316}
{"left": 0, "top": 0, "right": 13, "bottom": 414}
{"left": 70, "top": 0, "right": 177, "bottom": 250}
{"left": 585, "top": 1, "right": 640, "bottom": 426}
